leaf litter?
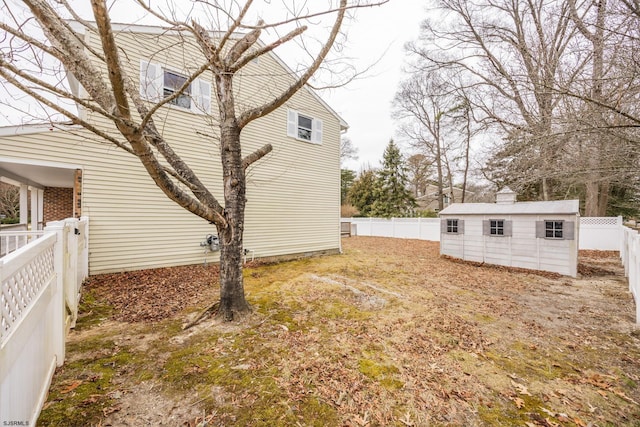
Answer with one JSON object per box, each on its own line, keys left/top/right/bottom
{"left": 39, "top": 237, "right": 640, "bottom": 426}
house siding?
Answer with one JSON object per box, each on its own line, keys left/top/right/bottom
{"left": 0, "top": 28, "right": 341, "bottom": 274}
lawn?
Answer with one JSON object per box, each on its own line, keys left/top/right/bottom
{"left": 39, "top": 237, "right": 640, "bottom": 426}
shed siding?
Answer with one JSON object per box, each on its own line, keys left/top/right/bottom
{"left": 440, "top": 213, "right": 578, "bottom": 277}
{"left": 0, "top": 30, "right": 341, "bottom": 274}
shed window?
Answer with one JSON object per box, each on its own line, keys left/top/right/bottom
{"left": 447, "top": 219, "right": 458, "bottom": 233}
{"left": 535, "top": 220, "right": 575, "bottom": 240}
{"left": 483, "top": 219, "right": 512, "bottom": 237}
{"left": 490, "top": 220, "right": 504, "bottom": 235}
{"left": 545, "top": 221, "right": 563, "bottom": 239}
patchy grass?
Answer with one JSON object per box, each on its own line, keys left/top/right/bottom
{"left": 39, "top": 237, "right": 640, "bottom": 426}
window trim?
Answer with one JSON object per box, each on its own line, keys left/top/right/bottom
{"left": 287, "top": 109, "right": 323, "bottom": 144}
{"left": 139, "top": 60, "right": 211, "bottom": 115}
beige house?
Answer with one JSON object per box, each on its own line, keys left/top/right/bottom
{"left": 0, "top": 23, "right": 345, "bottom": 274}
{"left": 417, "top": 184, "right": 469, "bottom": 211}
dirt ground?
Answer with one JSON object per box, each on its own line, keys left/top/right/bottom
{"left": 39, "top": 237, "right": 640, "bottom": 426}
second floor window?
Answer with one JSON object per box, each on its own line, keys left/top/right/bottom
{"left": 287, "top": 109, "right": 323, "bottom": 143}
{"left": 163, "top": 70, "right": 191, "bottom": 109}
{"left": 140, "top": 60, "right": 211, "bottom": 114}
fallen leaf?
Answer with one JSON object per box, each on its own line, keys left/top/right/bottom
{"left": 511, "top": 380, "right": 532, "bottom": 396}
{"left": 511, "top": 397, "right": 525, "bottom": 409}
{"left": 573, "top": 416, "right": 587, "bottom": 426}
{"left": 103, "top": 405, "right": 121, "bottom": 416}
{"left": 60, "top": 380, "right": 82, "bottom": 394}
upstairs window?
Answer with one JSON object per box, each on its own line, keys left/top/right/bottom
{"left": 163, "top": 70, "right": 191, "bottom": 109}
{"left": 287, "top": 109, "right": 323, "bottom": 144}
{"left": 140, "top": 60, "right": 211, "bottom": 114}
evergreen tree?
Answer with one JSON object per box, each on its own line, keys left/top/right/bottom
{"left": 341, "top": 169, "right": 357, "bottom": 204}
{"left": 370, "top": 140, "right": 416, "bottom": 218}
{"left": 348, "top": 169, "right": 379, "bottom": 216}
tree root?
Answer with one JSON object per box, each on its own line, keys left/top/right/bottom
{"left": 183, "top": 301, "right": 220, "bottom": 330}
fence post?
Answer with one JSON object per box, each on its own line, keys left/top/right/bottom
{"left": 44, "top": 221, "right": 66, "bottom": 365}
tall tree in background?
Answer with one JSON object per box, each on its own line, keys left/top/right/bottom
{"left": 409, "top": 0, "right": 580, "bottom": 201}
{"left": 393, "top": 72, "right": 470, "bottom": 210}
{"left": 348, "top": 168, "right": 379, "bottom": 217}
{"left": 0, "top": 0, "right": 386, "bottom": 321}
{"left": 370, "top": 140, "right": 416, "bottom": 217}
{"left": 405, "top": 153, "right": 432, "bottom": 197}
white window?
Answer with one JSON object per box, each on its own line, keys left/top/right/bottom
{"left": 545, "top": 221, "right": 564, "bottom": 239}
{"left": 447, "top": 219, "right": 459, "bottom": 233}
{"left": 139, "top": 60, "right": 211, "bottom": 114}
{"left": 287, "top": 109, "right": 323, "bottom": 144}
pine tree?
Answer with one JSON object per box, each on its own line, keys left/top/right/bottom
{"left": 348, "top": 169, "right": 379, "bottom": 217}
{"left": 370, "top": 140, "right": 416, "bottom": 218}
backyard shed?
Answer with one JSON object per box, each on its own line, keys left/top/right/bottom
{"left": 439, "top": 188, "right": 580, "bottom": 277}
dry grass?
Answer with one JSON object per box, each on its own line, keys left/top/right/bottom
{"left": 39, "top": 237, "right": 640, "bottom": 426}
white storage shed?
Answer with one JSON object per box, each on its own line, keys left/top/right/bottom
{"left": 439, "top": 188, "right": 580, "bottom": 277}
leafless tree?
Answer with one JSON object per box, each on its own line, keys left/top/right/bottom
{"left": 405, "top": 153, "right": 432, "bottom": 198}
{"left": 340, "top": 136, "right": 359, "bottom": 165}
{"left": 393, "top": 71, "right": 474, "bottom": 209}
{"left": 409, "top": 0, "right": 583, "bottom": 201}
{"left": 0, "top": 0, "right": 387, "bottom": 321}
{"left": 0, "top": 183, "right": 19, "bottom": 220}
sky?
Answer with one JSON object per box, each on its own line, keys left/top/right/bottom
{"left": 321, "top": 1, "right": 427, "bottom": 172}
{"left": 0, "top": 0, "right": 427, "bottom": 171}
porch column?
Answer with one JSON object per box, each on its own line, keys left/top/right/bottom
{"left": 19, "top": 184, "right": 28, "bottom": 225}
{"left": 31, "top": 187, "right": 44, "bottom": 230}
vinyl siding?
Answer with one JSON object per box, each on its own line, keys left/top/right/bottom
{"left": 0, "top": 29, "right": 340, "bottom": 274}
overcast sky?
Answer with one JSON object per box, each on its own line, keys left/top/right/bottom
{"left": 323, "top": 1, "right": 427, "bottom": 171}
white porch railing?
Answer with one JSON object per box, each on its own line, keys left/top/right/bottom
{"left": 0, "top": 229, "right": 46, "bottom": 257}
{"left": 0, "top": 217, "right": 89, "bottom": 426}
{"left": 621, "top": 226, "right": 640, "bottom": 324}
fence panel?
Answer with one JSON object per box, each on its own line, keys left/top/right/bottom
{"left": 621, "top": 227, "right": 640, "bottom": 324}
{"left": 0, "top": 233, "right": 64, "bottom": 426}
{"left": 0, "top": 229, "right": 44, "bottom": 257}
{"left": 579, "top": 217, "right": 623, "bottom": 250}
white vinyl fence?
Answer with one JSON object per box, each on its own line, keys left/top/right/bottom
{"left": 621, "top": 226, "right": 640, "bottom": 324}
{"left": 0, "top": 217, "right": 89, "bottom": 426}
{"left": 342, "top": 216, "right": 623, "bottom": 250}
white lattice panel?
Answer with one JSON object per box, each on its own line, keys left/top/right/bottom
{"left": 1, "top": 246, "right": 55, "bottom": 342}
{"left": 580, "top": 217, "right": 620, "bottom": 225}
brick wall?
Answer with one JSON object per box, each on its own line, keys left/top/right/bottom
{"left": 43, "top": 187, "right": 73, "bottom": 222}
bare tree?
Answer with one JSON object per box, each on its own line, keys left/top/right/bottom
{"left": 410, "top": 0, "right": 582, "bottom": 201}
{"left": 340, "top": 136, "right": 359, "bottom": 165}
{"left": 0, "top": 183, "right": 19, "bottom": 220}
{"left": 393, "top": 72, "right": 470, "bottom": 210}
{"left": 405, "top": 153, "right": 431, "bottom": 197}
{"left": 0, "top": 0, "right": 386, "bottom": 321}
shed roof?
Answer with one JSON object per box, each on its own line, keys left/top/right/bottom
{"left": 439, "top": 199, "right": 580, "bottom": 216}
